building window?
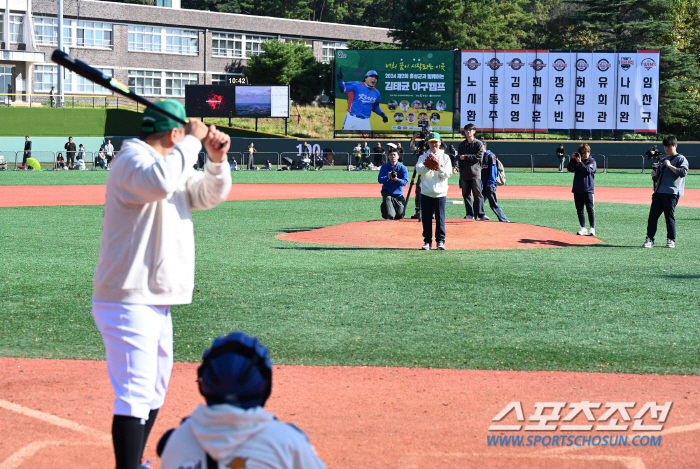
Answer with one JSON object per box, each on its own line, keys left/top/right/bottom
{"left": 34, "top": 64, "right": 56, "bottom": 92}
{"left": 322, "top": 41, "right": 347, "bottom": 63}
{"left": 245, "top": 35, "right": 269, "bottom": 57}
{"left": 165, "top": 72, "right": 198, "bottom": 96}
{"left": 212, "top": 32, "right": 243, "bottom": 58}
{"left": 34, "top": 65, "right": 113, "bottom": 94}
{"left": 77, "top": 21, "right": 113, "bottom": 48}
{"left": 164, "top": 28, "right": 198, "bottom": 54}
{"left": 77, "top": 68, "right": 113, "bottom": 93}
{"left": 128, "top": 70, "right": 162, "bottom": 96}
{"left": 128, "top": 26, "right": 162, "bottom": 52}
{"left": 34, "top": 17, "right": 58, "bottom": 45}
{"left": 128, "top": 25, "right": 198, "bottom": 54}
{"left": 0, "top": 15, "right": 4, "bottom": 40}
{"left": 10, "top": 15, "right": 24, "bottom": 43}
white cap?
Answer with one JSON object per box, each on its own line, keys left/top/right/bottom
{"left": 387, "top": 143, "right": 398, "bottom": 150}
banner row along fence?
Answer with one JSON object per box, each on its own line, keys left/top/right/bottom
{"left": 1, "top": 151, "right": 697, "bottom": 174}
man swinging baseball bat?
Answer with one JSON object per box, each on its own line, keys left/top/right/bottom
{"left": 51, "top": 49, "right": 234, "bottom": 469}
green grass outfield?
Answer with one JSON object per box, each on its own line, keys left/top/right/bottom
{"left": 1, "top": 171, "right": 699, "bottom": 376}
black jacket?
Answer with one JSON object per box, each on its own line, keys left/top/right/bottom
{"left": 457, "top": 139, "right": 484, "bottom": 180}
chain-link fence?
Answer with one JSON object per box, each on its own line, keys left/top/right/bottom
{"left": 0, "top": 151, "right": 17, "bottom": 170}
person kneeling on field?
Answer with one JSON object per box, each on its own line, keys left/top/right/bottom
{"left": 157, "top": 331, "right": 327, "bottom": 469}
{"left": 378, "top": 147, "right": 409, "bottom": 219}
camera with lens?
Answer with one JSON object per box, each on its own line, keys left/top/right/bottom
{"left": 645, "top": 145, "right": 663, "bottom": 170}
{"left": 389, "top": 170, "right": 397, "bottom": 179}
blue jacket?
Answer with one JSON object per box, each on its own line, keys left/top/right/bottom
{"left": 378, "top": 162, "right": 409, "bottom": 197}
{"left": 481, "top": 151, "right": 498, "bottom": 187}
{"left": 568, "top": 156, "right": 596, "bottom": 193}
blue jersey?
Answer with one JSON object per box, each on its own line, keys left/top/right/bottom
{"left": 339, "top": 81, "right": 384, "bottom": 119}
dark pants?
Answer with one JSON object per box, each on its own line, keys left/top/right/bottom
{"left": 66, "top": 153, "right": 75, "bottom": 166}
{"left": 574, "top": 192, "right": 595, "bottom": 228}
{"left": 420, "top": 194, "right": 446, "bottom": 244}
{"left": 22, "top": 152, "right": 30, "bottom": 165}
{"left": 381, "top": 190, "right": 405, "bottom": 220}
{"left": 413, "top": 176, "right": 422, "bottom": 215}
{"left": 106, "top": 154, "right": 114, "bottom": 166}
{"left": 482, "top": 184, "right": 509, "bottom": 222}
{"left": 646, "top": 192, "right": 679, "bottom": 241}
{"left": 354, "top": 156, "right": 361, "bottom": 166}
{"left": 461, "top": 178, "right": 485, "bottom": 218}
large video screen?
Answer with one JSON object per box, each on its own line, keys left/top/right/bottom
{"left": 334, "top": 50, "right": 455, "bottom": 132}
{"left": 185, "top": 85, "right": 236, "bottom": 118}
{"left": 185, "top": 85, "right": 289, "bottom": 118}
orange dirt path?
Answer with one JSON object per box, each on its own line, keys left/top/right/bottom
{"left": 2, "top": 184, "right": 700, "bottom": 207}
{"left": 1, "top": 357, "right": 699, "bottom": 469}
{"left": 278, "top": 219, "right": 601, "bottom": 249}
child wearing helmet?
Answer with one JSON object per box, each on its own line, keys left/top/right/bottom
{"left": 158, "top": 331, "right": 326, "bottom": 469}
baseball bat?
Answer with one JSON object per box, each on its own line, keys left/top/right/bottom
{"left": 51, "top": 49, "right": 186, "bottom": 125}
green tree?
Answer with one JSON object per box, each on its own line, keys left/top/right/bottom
{"left": 390, "top": 0, "right": 469, "bottom": 49}
{"left": 346, "top": 40, "right": 399, "bottom": 49}
{"left": 244, "top": 40, "right": 328, "bottom": 104}
{"left": 390, "top": 0, "right": 532, "bottom": 50}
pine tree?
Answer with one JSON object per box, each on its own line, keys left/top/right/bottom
{"left": 389, "top": 0, "right": 468, "bottom": 49}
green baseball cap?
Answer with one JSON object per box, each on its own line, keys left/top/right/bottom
{"left": 141, "top": 99, "right": 187, "bottom": 133}
{"left": 428, "top": 132, "right": 442, "bottom": 142}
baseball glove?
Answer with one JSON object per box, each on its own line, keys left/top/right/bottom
{"left": 424, "top": 153, "right": 440, "bottom": 171}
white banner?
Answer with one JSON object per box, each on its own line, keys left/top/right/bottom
{"left": 459, "top": 50, "right": 659, "bottom": 132}
{"left": 482, "top": 50, "right": 507, "bottom": 131}
{"left": 504, "top": 51, "right": 528, "bottom": 131}
{"left": 591, "top": 52, "right": 617, "bottom": 130}
{"left": 526, "top": 51, "right": 549, "bottom": 131}
{"left": 635, "top": 50, "right": 660, "bottom": 132}
{"left": 615, "top": 51, "right": 637, "bottom": 129}
{"left": 460, "top": 51, "right": 484, "bottom": 130}
{"left": 548, "top": 51, "right": 573, "bottom": 129}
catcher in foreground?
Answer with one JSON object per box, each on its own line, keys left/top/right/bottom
{"left": 415, "top": 132, "right": 453, "bottom": 250}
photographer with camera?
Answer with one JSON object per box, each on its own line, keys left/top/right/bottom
{"left": 643, "top": 136, "right": 689, "bottom": 248}
{"left": 457, "top": 124, "right": 486, "bottom": 220}
{"left": 567, "top": 144, "right": 597, "bottom": 236}
{"left": 378, "top": 147, "right": 409, "bottom": 220}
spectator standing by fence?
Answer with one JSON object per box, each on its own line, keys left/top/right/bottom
{"left": 65, "top": 137, "right": 77, "bottom": 169}
{"left": 373, "top": 142, "right": 385, "bottom": 166}
{"left": 104, "top": 139, "right": 115, "bottom": 169}
{"left": 556, "top": 143, "right": 566, "bottom": 172}
{"left": 50, "top": 86, "right": 56, "bottom": 108}
{"left": 246, "top": 142, "right": 257, "bottom": 170}
{"left": 22, "top": 135, "right": 32, "bottom": 168}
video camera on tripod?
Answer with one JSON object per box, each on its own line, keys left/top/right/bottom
{"left": 412, "top": 121, "right": 433, "bottom": 155}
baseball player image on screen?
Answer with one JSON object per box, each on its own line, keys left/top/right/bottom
{"left": 91, "top": 99, "right": 232, "bottom": 469}
{"left": 338, "top": 68, "right": 389, "bottom": 131}
{"left": 157, "top": 331, "right": 327, "bottom": 469}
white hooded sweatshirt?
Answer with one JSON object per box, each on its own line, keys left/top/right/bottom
{"left": 159, "top": 404, "right": 326, "bottom": 469}
{"left": 92, "top": 135, "right": 232, "bottom": 305}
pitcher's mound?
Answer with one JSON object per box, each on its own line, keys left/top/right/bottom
{"left": 277, "top": 219, "right": 601, "bottom": 249}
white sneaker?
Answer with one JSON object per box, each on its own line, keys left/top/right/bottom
{"left": 436, "top": 241, "right": 446, "bottom": 250}
{"left": 666, "top": 239, "right": 675, "bottom": 248}
{"left": 589, "top": 227, "right": 596, "bottom": 236}
{"left": 421, "top": 243, "right": 431, "bottom": 250}
{"left": 576, "top": 227, "right": 588, "bottom": 236}
{"left": 642, "top": 237, "right": 654, "bottom": 248}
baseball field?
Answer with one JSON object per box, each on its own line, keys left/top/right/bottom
{"left": 1, "top": 167, "right": 700, "bottom": 468}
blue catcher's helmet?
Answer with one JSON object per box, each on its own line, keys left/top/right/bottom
{"left": 197, "top": 331, "right": 273, "bottom": 409}
{"left": 365, "top": 70, "right": 379, "bottom": 79}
